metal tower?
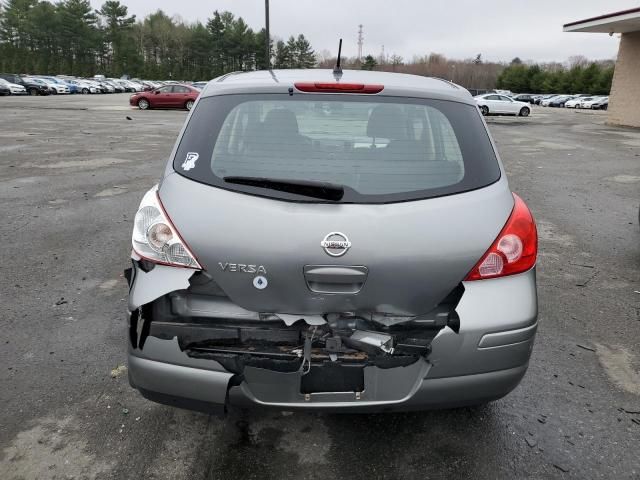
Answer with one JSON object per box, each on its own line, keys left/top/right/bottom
{"left": 357, "top": 24, "right": 364, "bottom": 61}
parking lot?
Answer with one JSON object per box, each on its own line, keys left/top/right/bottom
{"left": 1, "top": 94, "right": 639, "bottom": 479}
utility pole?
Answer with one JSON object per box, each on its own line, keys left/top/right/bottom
{"left": 265, "top": 0, "right": 270, "bottom": 69}
{"left": 357, "top": 24, "right": 364, "bottom": 61}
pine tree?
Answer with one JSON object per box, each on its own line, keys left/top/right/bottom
{"left": 361, "top": 55, "right": 377, "bottom": 71}
{"left": 274, "top": 40, "right": 291, "bottom": 68}
{"left": 294, "top": 34, "right": 315, "bottom": 68}
{"left": 98, "top": 1, "right": 136, "bottom": 76}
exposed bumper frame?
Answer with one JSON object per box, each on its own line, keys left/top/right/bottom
{"left": 129, "top": 344, "right": 529, "bottom": 413}
{"left": 126, "top": 262, "right": 538, "bottom": 412}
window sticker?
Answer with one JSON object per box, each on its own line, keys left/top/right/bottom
{"left": 181, "top": 152, "right": 199, "bottom": 171}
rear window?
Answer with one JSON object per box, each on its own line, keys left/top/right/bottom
{"left": 174, "top": 94, "right": 500, "bottom": 203}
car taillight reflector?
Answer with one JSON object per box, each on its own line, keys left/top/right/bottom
{"left": 294, "top": 82, "right": 384, "bottom": 94}
{"left": 465, "top": 193, "right": 537, "bottom": 281}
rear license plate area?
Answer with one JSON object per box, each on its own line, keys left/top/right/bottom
{"left": 300, "top": 364, "right": 364, "bottom": 394}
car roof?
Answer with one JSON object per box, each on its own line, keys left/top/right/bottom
{"left": 200, "top": 69, "right": 474, "bottom": 104}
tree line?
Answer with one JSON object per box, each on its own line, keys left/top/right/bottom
{"left": 0, "top": 0, "right": 315, "bottom": 79}
{"left": 496, "top": 57, "right": 614, "bottom": 94}
{"left": 0, "top": 0, "right": 615, "bottom": 95}
{"left": 318, "top": 52, "right": 506, "bottom": 91}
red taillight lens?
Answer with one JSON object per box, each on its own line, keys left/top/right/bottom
{"left": 294, "top": 82, "right": 384, "bottom": 94}
{"left": 465, "top": 193, "right": 537, "bottom": 281}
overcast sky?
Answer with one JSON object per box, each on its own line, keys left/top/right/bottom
{"left": 95, "top": 0, "right": 638, "bottom": 62}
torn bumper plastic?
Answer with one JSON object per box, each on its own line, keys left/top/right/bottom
{"left": 128, "top": 335, "right": 529, "bottom": 412}
{"left": 125, "top": 259, "right": 537, "bottom": 413}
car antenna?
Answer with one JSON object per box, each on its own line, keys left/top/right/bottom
{"left": 333, "top": 38, "right": 343, "bottom": 79}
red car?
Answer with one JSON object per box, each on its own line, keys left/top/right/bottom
{"left": 129, "top": 84, "right": 200, "bottom": 111}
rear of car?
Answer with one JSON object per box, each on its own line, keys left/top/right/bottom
{"left": 126, "top": 70, "right": 538, "bottom": 413}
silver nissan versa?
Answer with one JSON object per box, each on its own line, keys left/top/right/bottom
{"left": 125, "top": 69, "right": 538, "bottom": 414}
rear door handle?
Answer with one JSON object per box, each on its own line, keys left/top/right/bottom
{"left": 303, "top": 265, "right": 368, "bottom": 294}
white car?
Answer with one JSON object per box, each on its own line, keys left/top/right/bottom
{"left": 475, "top": 94, "right": 531, "bottom": 117}
{"left": 581, "top": 96, "right": 607, "bottom": 109}
{"left": 565, "top": 97, "right": 593, "bottom": 108}
{"left": 0, "top": 77, "right": 27, "bottom": 95}
{"left": 31, "top": 77, "right": 70, "bottom": 94}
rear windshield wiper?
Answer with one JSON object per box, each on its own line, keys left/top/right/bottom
{"left": 223, "top": 176, "right": 345, "bottom": 201}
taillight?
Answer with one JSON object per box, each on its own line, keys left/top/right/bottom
{"left": 131, "top": 185, "right": 202, "bottom": 269}
{"left": 465, "top": 193, "right": 537, "bottom": 281}
{"left": 294, "top": 82, "right": 384, "bottom": 94}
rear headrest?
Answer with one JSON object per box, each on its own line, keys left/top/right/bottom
{"left": 262, "top": 108, "right": 300, "bottom": 136}
{"left": 366, "top": 105, "right": 407, "bottom": 140}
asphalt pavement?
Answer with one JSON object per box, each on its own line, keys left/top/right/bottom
{"left": 0, "top": 94, "right": 639, "bottom": 479}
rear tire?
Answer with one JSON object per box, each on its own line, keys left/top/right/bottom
{"left": 138, "top": 98, "right": 150, "bottom": 110}
{"left": 29, "top": 88, "right": 38, "bottom": 96}
{"left": 480, "top": 105, "right": 489, "bottom": 116}
{"left": 519, "top": 107, "right": 530, "bottom": 117}
{"left": 82, "top": 88, "right": 89, "bottom": 94}
{"left": 185, "top": 100, "right": 194, "bottom": 111}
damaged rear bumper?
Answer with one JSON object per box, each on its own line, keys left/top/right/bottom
{"left": 125, "top": 260, "right": 537, "bottom": 413}
{"left": 128, "top": 338, "right": 528, "bottom": 413}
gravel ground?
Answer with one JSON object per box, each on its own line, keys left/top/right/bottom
{"left": 0, "top": 94, "right": 639, "bottom": 479}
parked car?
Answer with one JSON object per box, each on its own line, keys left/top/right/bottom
{"left": 120, "top": 79, "right": 144, "bottom": 92}
{"left": 565, "top": 97, "right": 592, "bottom": 108}
{"left": 125, "top": 70, "right": 538, "bottom": 414}
{"left": 67, "top": 79, "right": 100, "bottom": 94}
{"left": 113, "top": 79, "right": 135, "bottom": 92}
{"left": 534, "top": 95, "right": 556, "bottom": 106}
{"left": 540, "top": 95, "right": 561, "bottom": 107}
{"left": 138, "top": 80, "right": 156, "bottom": 91}
{"left": 192, "top": 81, "right": 208, "bottom": 90}
{"left": 0, "top": 77, "right": 27, "bottom": 95}
{"left": 39, "top": 76, "right": 78, "bottom": 94}
{"left": 88, "top": 79, "right": 109, "bottom": 93}
{"left": 31, "top": 77, "right": 70, "bottom": 94}
{"left": 104, "top": 80, "right": 125, "bottom": 93}
{"left": 591, "top": 97, "right": 609, "bottom": 110}
{"left": 512, "top": 94, "right": 536, "bottom": 104}
{"left": 129, "top": 84, "right": 200, "bottom": 110}
{"left": 96, "top": 81, "right": 115, "bottom": 93}
{"left": 0, "top": 74, "right": 50, "bottom": 95}
{"left": 548, "top": 95, "right": 574, "bottom": 107}
{"left": 580, "top": 96, "right": 608, "bottom": 110}
{"left": 474, "top": 94, "right": 531, "bottom": 116}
